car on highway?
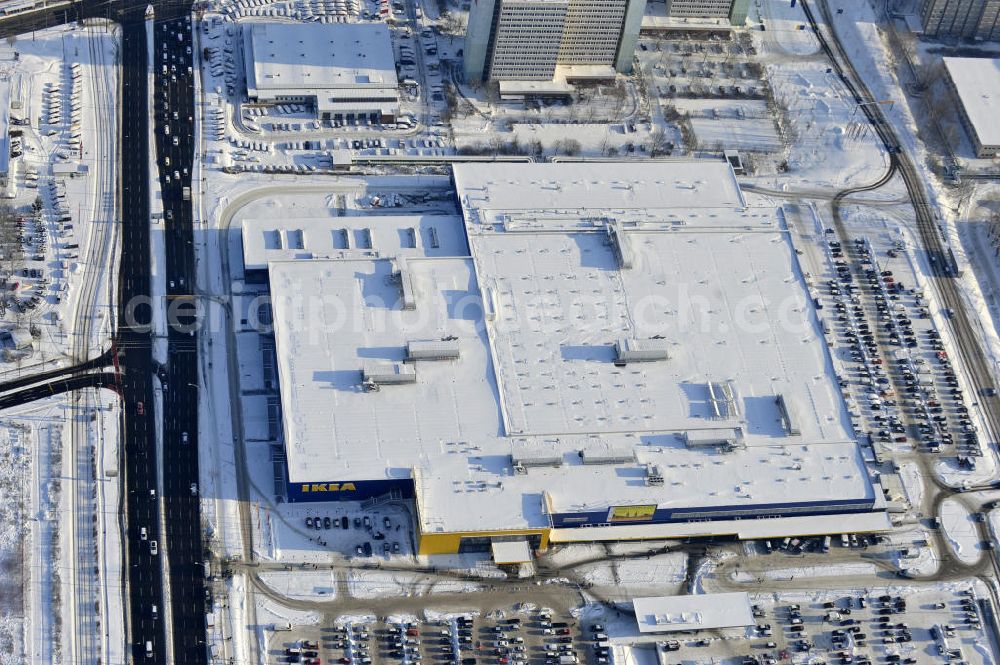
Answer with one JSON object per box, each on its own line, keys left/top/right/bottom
{"left": 140, "top": 527, "right": 148, "bottom": 540}
{"left": 137, "top": 402, "right": 144, "bottom": 416}
{"left": 150, "top": 540, "right": 158, "bottom": 555}
{"left": 181, "top": 431, "right": 188, "bottom": 444}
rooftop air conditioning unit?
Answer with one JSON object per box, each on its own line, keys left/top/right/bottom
{"left": 645, "top": 463, "right": 664, "bottom": 486}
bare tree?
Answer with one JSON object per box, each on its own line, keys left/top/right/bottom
{"left": 649, "top": 127, "right": 670, "bottom": 157}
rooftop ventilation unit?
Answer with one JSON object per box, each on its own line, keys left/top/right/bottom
{"left": 362, "top": 363, "right": 416, "bottom": 391}
{"left": 407, "top": 339, "right": 461, "bottom": 361}
{"left": 775, "top": 394, "right": 801, "bottom": 436}
{"left": 510, "top": 437, "right": 565, "bottom": 473}
{"left": 579, "top": 447, "right": 635, "bottom": 465}
{"left": 606, "top": 221, "right": 633, "bottom": 269}
{"left": 390, "top": 256, "right": 416, "bottom": 310}
{"left": 510, "top": 454, "right": 565, "bottom": 474}
{"left": 707, "top": 381, "right": 738, "bottom": 420}
{"left": 684, "top": 427, "right": 745, "bottom": 451}
{"left": 614, "top": 337, "right": 670, "bottom": 366}
{"left": 645, "top": 463, "right": 664, "bottom": 486}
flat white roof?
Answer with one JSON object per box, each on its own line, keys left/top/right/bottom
{"left": 491, "top": 540, "right": 533, "bottom": 564}
{"left": 243, "top": 22, "right": 398, "bottom": 108}
{"left": 498, "top": 80, "right": 576, "bottom": 96}
{"left": 264, "top": 162, "right": 878, "bottom": 535}
{"left": 241, "top": 215, "right": 467, "bottom": 272}
{"left": 452, "top": 161, "right": 745, "bottom": 214}
{"left": 943, "top": 57, "right": 1000, "bottom": 148}
{"left": 632, "top": 593, "right": 754, "bottom": 633}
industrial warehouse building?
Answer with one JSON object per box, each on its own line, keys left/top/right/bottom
{"left": 243, "top": 161, "right": 890, "bottom": 556}
{"left": 242, "top": 21, "right": 399, "bottom": 122}
{"left": 942, "top": 57, "right": 1000, "bottom": 158}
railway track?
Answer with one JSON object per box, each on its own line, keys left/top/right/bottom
{"left": 63, "top": 22, "right": 120, "bottom": 665}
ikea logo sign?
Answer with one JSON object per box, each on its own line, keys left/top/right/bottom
{"left": 300, "top": 482, "right": 357, "bottom": 493}
{"left": 607, "top": 504, "right": 657, "bottom": 523}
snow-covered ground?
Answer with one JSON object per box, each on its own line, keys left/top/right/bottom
{"left": 897, "top": 461, "right": 925, "bottom": 511}
{"left": 0, "top": 21, "right": 121, "bottom": 665}
{"left": 345, "top": 569, "right": 483, "bottom": 599}
{"left": 575, "top": 553, "right": 686, "bottom": 593}
{"left": 259, "top": 570, "right": 338, "bottom": 600}
{"left": 0, "top": 416, "right": 34, "bottom": 665}
{"left": 0, "top": 24, "right": 119, "bottom": 378}
{"left": 940, "top": 498, "right": 983, "bottom": 565}
{"left": 731, "top": 562, "right": 878, "bottom": 583}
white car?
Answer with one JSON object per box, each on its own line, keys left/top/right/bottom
{"left": 181, "top": 431, "right": 189, "bottom": 444}
{"left": 150, "top": 540, "right": 158, "bottom": 556}
{"left": 140, "top": 527, "right": 148, "bottom": 540}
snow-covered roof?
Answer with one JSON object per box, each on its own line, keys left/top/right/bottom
{"left": 491, "top": 540, "right": 533, "bottom": 564}
{"left": 632, "top": 593, "right": 754, "bottom": 633}
{"left": 498, "top": 79, "right": 576, "bottom": 96}
{"left": 243, "top": 22, "right": 399, "bottom": 100}
{"left": 451, "top": 161, "right": 745, "bottom": 214}
{"left": 241, "top": 215, "right": 467, "bottom": 272}
{"left": 943, "top": 57, "right": 1000, "bottom": 148}
{"left": 266, "top": 161, "right": 877, "bottom": 535}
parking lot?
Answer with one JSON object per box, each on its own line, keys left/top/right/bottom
{"left": 734, "top": 589, "right": 988, "bottom": 665}
{"left": 811, "top": 230, "right": 982, "bottom": 468}
{"left": 288, "top": 503, "right": 413, "bottom": 560}
{"left": 269, "top": 609, "right": 603, "bottom": 665}
{"left": 262, "top": 583, "right": 997, "bottom": 665}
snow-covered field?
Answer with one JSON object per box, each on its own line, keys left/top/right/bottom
{"left": 0, "top": 419, "right": 32, "bottom": 665}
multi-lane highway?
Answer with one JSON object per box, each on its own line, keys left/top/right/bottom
{"left": 118, "top": 1, "right": 207, "bottom": 664}
{"left": 0, "top": 0, "right": 206, "bottom": 662}
{"left": 151, "top": 8, "right": 209, "bottom": 664}
{"left": 118, "top": 4, "right": 168, "bottom": 663}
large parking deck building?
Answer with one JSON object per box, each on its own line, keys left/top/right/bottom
{"left": 252, "top": 162, "right": 889, "bottom": 556}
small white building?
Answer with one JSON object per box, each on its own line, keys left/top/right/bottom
{"left": 1, "top": 328, "right": 33, "bottom": 352}
{"left": 632, "top": 593, "right": 755, "bottom": 633}
{"left": 243, "top": 22, "right": 399, "bottom": 123}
